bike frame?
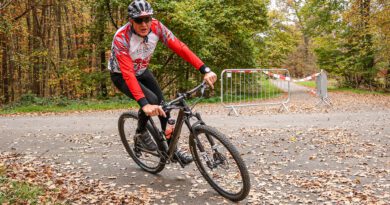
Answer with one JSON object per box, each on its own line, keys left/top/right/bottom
{"left": 147, "top": 85, "right": 217, "bottom": 168}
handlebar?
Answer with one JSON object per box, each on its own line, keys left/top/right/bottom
{"left": 186, "top": 81, "right": 207, "bottom": 96}
{"left": 162, "top": 82, "right": 207, "bottom": 111}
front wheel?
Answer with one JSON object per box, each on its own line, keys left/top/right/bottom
{"left": 190, "top": 125, "right": 251, "bottom": 201}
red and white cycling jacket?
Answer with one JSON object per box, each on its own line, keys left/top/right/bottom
{"left": 108, "top": 19, "right": 205, "bottom": 106}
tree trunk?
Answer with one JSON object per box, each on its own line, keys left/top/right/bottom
{"left": 360, "top": 0, "right": 375, "bottom": 84}
{"left": 56, "top": 0, "right": 65, "bottom": 96}
{"left": 96, "top": 2, "right": 108, "bottom": 98}
{"left": 9, "top": 45, "right": 15, "bottom": 102}
{"left": 1, "top": 33, "right": 10, "bottom": 103}
{"left": 41, "top": 1, "right": 48, "bottom": 97}
{"left": 57, "top": 1, "right": 64, "bottom": 60}
{"left": 303, "top": 34, "right": 310, "bottom": 65}
{"left": 16, "top": 35, "right": 22, "bottom": 99}
{"left": 64, "top": 5, "right": 74, "bottom": 59}
{"left": 32, "top": 4, "right": 41, "bottom": 96}
{"left": 26, "top": 1, "right": 33, "bottom": 93}
{"left": 99, "top": 33, "right": 108, "bottom": 98}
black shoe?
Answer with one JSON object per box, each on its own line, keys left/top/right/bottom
{"left": 174, "top": 149, "right": 193, "bottom": 165}
{"left": 135, "top": 131, "right": 157, "bottom": 151}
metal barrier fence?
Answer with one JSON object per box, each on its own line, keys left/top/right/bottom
{"left": 316, "top": 70, "right": 332, "bottom": 106}
{"left": 220, "top": 69, "right": 291, "bottom": 116}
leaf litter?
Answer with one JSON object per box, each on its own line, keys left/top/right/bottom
{"left": 1, "top": 91, "right": 389, "bottom": 204}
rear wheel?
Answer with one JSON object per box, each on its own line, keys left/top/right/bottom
{"left": 118, "top": 111, "right": 165, "bottom": 174}
{"left": 190, "top": 125, "right": 250, "bottom": 201}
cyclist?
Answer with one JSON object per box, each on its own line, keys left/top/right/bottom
{"left": 108, "top": 0, "right": 217, "bottom": 164}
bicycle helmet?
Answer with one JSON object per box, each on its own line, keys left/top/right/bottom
{"left": 128, "top": 0, "right": 154, "bottom": 19}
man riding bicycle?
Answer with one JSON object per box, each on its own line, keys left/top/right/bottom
{"left": 108, "top": 0, "right": 217, "bottom": 164}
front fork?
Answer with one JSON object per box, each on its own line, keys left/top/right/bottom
{"left": 190, "top": 113, "right": 220, "bottom": 169}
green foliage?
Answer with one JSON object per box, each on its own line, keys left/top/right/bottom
{"left": 256, "top": 10, "right": 300, "bottom": 68}
{"left": 299, "top": 0, "right": 388, "bottom": 90}
{"left": 2, "top": 0, "right": 388, "bottom": 107}
{"left": 17, "top": 93, "right": 70, "bottom": 107}
{"left": 19, "top": 93, "right": 39, "bottom": 105}
{"left": 300, "top": 0, "right": 347, "bottom": 36}
{"left": 0, "top": 177, "right": 44, "bottom": 205}
{"left": 148, "top": 0, "right": 268, "bottom": 95}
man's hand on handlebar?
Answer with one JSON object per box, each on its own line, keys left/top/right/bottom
{"left": 142, "top": 104, "right": 167, "bottom": 117}
{"left": 203, "top": 71, "right": 217, "bottom": 89}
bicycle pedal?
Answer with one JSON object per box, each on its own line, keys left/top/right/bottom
{"left": 172, "top": 153, "right": 186, "bottom": 168}
{"left": 135, "top": 151, "right": 142, "bottom": 158}
{"left": 133, "top": 146, "right": 142, "bottom": 157}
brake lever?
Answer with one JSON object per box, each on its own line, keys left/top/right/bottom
{"left": 201, "top": 85, "right": 206, "bottom": 96}
{"left": 200, "top": 82, "right": 209, "bottom": 97}
{"left": 161, "top": 102, "right": 170, "bottom": 113}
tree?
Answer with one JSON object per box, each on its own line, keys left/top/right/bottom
{"left": 255, "top": 10, "right": 300, "bottom": 69}
{"left": 149, "top": 0, "right": 268, "bottom": 96}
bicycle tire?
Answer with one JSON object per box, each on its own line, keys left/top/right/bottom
{"left": 190, "top": 125, "right": 250, "bottom": 201}
{"left": 118, "top": 111, "right": 165, "bottom": 174}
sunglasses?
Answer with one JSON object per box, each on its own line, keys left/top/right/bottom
{"left": 133, "top": 16, "right": 152, "bottom": 24}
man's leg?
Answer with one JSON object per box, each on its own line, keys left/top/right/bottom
{"left": 137, "top": 70, "right": 193, "bottom": 164}
{"left": 136, "top": 109, "right": 149, "bottom": 133}
{"left": 137, "top": 70, "right": 170, "bottom": 131}
{"left": 135, "top": 84, "right": 160, "bottom": 132}
{"left": 111, "top": 72, "right": 158, "bottom": 151}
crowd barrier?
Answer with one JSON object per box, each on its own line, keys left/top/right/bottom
{"left": 220, "top": 69, "right": 331, "bottom": 115}
{"left": 220, "top": 69, "right": 290, "bottom": 116}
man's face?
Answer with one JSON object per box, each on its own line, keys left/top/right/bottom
{"left": 130, "top": 16, "right": 152, "bottom": 37}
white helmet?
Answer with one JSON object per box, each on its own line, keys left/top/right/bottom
{"left": 128, "top": 0, "right": 154, "bottom": 18}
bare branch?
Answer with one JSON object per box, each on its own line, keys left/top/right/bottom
{"left": 12, "top": 2, "right": 54, "bottom": 22}
{"left": 105, "top": 0, "right": 118, "bottom": 29}
{"left": 0, "top": 0, "right": 13, "bottom": 11}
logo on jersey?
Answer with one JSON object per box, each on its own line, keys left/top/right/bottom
{"left": 133, "top": 57, "right": 151, "bottom": 75}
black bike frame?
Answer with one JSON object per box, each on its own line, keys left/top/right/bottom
{"left": 147, "top": 99, "right": 216, "bottom": 167}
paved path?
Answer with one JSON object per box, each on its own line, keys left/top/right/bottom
{"left": 1, "top": 83, "right": 390, "bottom": 204}
{"left": 1, "top": 104, "right": 389, "bottom": 204}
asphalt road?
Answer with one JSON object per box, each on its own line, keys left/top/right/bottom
{"left": 1, "top": 87, "right": 389, "bottom": 204}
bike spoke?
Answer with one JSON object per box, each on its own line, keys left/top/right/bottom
{"left": 195, "top": 132, "right": 244, "bottom": 195}
{"left": 135, "top": 154, "right": 161, "bottom": 164}
{"left": 119, "top": 112, "right": 163, "bottom": 172}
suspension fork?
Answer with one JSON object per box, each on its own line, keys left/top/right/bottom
{"left": 192, "top": 113, "right": 217, "bottom": 148}
{"left": 189, "top": 113, "right": 218, "bottom": 168}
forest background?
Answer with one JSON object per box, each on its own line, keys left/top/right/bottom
{"left": 0, "top": 0, "right": 389, "bottom": 105}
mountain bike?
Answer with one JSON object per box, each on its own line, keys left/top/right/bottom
{"left": 118, "top": 82, "right": 250, "bottom": 201}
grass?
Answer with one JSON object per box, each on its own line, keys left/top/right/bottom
{"left": 296, "top": 81, "right": 316, "bottom": 88}
{"left": 0, "top": 80, "right": 286, "bottom": 115}
{"left": 1, "top": 92, "right": 284, "bottom": 115}
{"left": 0, "top": 95, "right": 222, "bottom": 115}
{"left": 0, "top": 172, "right": 44, "bottom": 205}
{"left": 296, "top": 79, "right": 338, "bottom": 89}
{"left": 221, "top": 79, "right": 284, "bottom": 103}
{"left": 294, "top": 79, "right": 390, "bottom": 95}
{"left": 0, "top": 97, "right": 138, "bottom": 115}
{"left": 221, "top": 92, "right": 283, "bottom": 103}
{"left": 330, "top": 87, "right": 390, "bottom": 95}
{"left": 2, "top": 79, "right": 387, "bottom": 115}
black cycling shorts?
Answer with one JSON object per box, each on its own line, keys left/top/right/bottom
{"left": 110, "top": 69, "right": 164, "bottom": 106}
